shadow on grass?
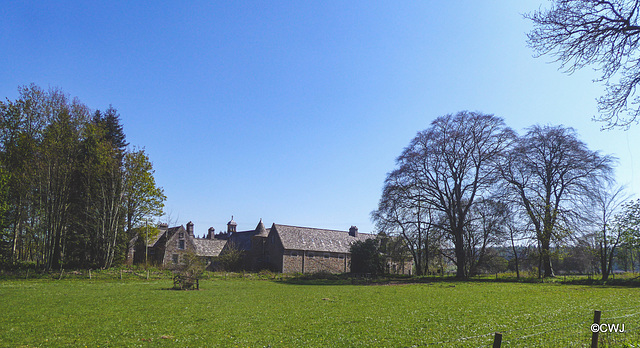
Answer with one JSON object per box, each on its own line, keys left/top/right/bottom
{"left": 276, "top": 272, "right": 640, "bottom": 288}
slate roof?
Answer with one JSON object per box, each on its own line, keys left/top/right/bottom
{"left": 254, "top": 219, "right": 268, "bottom": 237}
{"left": 273, "top": 224, "right": 373, "bottom": 253}
{"left": 227, "top": 230, "right": 259, "bottom": 251}
{"left": 193, "top": 238, "right": 227, "bottom": 257}
{"left": 129, "top": 225, "right": 183, "bottom": 248}
{"left": 227, "top": 220, "right": 272, "bottom": 250}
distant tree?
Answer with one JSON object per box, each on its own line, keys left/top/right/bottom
{"left": 215, "top": 242, "right": 245, "bottom": 272}
{"left": 527, "top": 0, "right": 640, "bottom": 129}
{"left": 372, "top": 172, "right": 440, "bottom": 276}
{"left": 377, "top": 231, "right": 413, "bottom": 274}
{"left": 0, "top": 84, "right": 165, "bottom": 270}
{"left": 381, "top": 111, "right": 513, "bottom": 279}
{"left": 500, "top": 125, "right": 614, "bottom": 277}
{"left": 0, "top": 166, "right": 10, "bottom": 262}
{"left": 92, "top": 106, "right": 128, "bottom": 153}
{"left": 123, "top": 148, "right": 166, "bottom": 240}
{"left": 350, "top": 238, "right": 385, "bottom": 275}
{"left": 465, "top": 199, "right": 509, "bottom": 276}
{"left": 583, "top": 184, "right": 628, "bottom": 280}
{"left": 129, "top": 223, "right": 160, "bottom": 267}
{"left": 618, "top": 199, "right": 640, "bottom": 247}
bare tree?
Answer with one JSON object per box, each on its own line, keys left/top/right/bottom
{"left": 465, "top": 199, "right": 509, "bottom": 276}
{"left": 379, "top": 111, "right": 513, "bottom": 279}
{"left": 501, "top": 125, "right": 614, "bottom": 277}
{"left": 527, "top": 0, "right": 640, "bottom": 129}
{"left": 582, "top": 184, "right": 628, "bottom": 280}
{"left": 372, "top": 169, "right": 439, "bottom": 276}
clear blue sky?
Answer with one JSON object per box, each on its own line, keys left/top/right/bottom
{"left": 2, "top": 1, "right": 638, "bottom": 235}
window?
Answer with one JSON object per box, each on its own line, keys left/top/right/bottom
{"left": 290, "top": 251, "right": 298, "bottom": 257}
{"left": 172, "top": 254, "right": 179, "bottom": 264}
{"left": 178, "top": 232, "right": 184, "bottom": 238}
{"left": 323, "top": 253, "right": 330, "bottom": 259}
{"left": 338, "top": 254, "right": 345, "bottom": 259}
{"left": 178, "top": 240, "right": 185, "bottom": 250}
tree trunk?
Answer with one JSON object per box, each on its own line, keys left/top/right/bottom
{"left": 541, "top": 237, "right": 554, "bottom": 278}
{"left": 454, "top": 230, "right": 466, "bottom": 279}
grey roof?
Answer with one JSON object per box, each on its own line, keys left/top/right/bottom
{"left": 227, "top": 230, "right": 259, "bottom": 251}
{"left": 273, "top": 224, "right": 374, "bottom": 253}
{"left": 149, "top": 226, "right": 182, "bottom": 247}
{"left": 129, "top": 225, "right": 183, "bottom": 248}
{"left": 254, "top": 219, "right": 268, "bottom": 237}
{"left": 193, "top": 238, "right": 227, "bottom": 257}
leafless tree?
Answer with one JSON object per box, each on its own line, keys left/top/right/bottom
{"left": 465, "top": 199, "right": 509, "bottom": 276}
{"left": 377, "top": 111, "right": 513, "bottom": 279}
{"left": 581, "top": 184, "right": 628, "bottom": 280}
{"left": 501, "top": 125, "right": 614, "bottom": 278}
{"left": 527, "top": 0, "right": 640, "bottom": 129}
{"left": 371, "top": 170, "right": 439, "bottom": 276}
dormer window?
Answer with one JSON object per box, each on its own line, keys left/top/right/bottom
{"left": 178, "top": 240, "right": 185, "bottom": 250}
{"left": 178, "top": 232, "right": 184, "bottom": 239}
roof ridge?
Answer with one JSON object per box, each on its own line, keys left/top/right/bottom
{"left": 273, "top": 223, "right": 351, "bottom": 233}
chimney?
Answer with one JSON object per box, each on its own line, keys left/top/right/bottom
{"left": 158, "top": 223, "right": 169, "bottom": 230}
{"left": 349, "top": 226, "right": 358, "bottom": 237}
{"left": 207, "top": 227, "right": 215, "bottom": 239}
{"left": 187, "top": 221, "right": 194, "bottom": 236}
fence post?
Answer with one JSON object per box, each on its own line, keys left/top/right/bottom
{"left": 147, "top": 270, "right": 149, "bottom": 280}
{"left": 89, "top": 269, "right": 91, "bottom": 280}
{"left": 591, "top": 310, "right": 601, "bottom": 348}
{"left": 493, "top": 332, "right": 502, "bottom": 348}
{"left": 120, "top": 269, "right": 122, "bottom": 280}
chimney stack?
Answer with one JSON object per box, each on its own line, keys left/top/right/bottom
{"left": 187, "top": 221, "right": 194, "bottom": 236}
{"left": 207, "top": 227, "right": 215, "bottom": 239}
{"left": 349, "top": 226, "right": 358, "bottom": 237}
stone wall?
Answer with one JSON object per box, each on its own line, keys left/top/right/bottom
{"left": 162, "top": 228, "right": 196, "bottom": 268}
{"left": 264, "top": 232, "right": 284, "bottom": 272}
{"left": 281, "top": 250, "right": 350, "bottom": 274}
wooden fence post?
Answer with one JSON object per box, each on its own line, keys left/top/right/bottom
{"left": 120, "top": 269, "right": 122, "bottom": 280}
{"left": 147, "top": 270, "right": 149, "bottom": 280}
{"left": 89, "top": 269, "right": 91, "bottom": 280}
{"left": 591, "top": 310, "right": 601, "bottom": 348}
{"left": 493, "top": 332, "right": 502, "bottom": 348}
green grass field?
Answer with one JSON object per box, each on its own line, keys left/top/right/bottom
{"left": 2, "top": 276, "right": 640, "bottom": 347}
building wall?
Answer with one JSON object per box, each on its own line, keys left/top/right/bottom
{"left": 281, "top": 250, "right": 351, "bottom": 274}
{"left": 264, "top": 232, "right": 284, "bottom": 272}
{"left": 162, "top": 229, "right": 196, "bottom": 268}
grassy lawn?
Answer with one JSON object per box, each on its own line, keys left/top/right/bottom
{"left": 2, "top": 277, "right": 640, "bottom": 347}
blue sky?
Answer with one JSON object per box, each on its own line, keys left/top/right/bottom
{"left": 2, "top": 1, "right": 638, "bottom": 235}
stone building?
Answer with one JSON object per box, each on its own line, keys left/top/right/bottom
{"left": 127, "top": 221, "right": 226, "bottom": 269}
{"left": 128, "top": 217, "right": 413, "bottom": 274}
{"left": 263, "top": 224, "right": 373, "bottom": 273}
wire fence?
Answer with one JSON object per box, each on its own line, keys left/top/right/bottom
{"left": 416, "top": 305, "right": 640, "bottom": 347}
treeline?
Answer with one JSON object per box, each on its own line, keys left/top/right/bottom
{"left": 373, "top": 111, "right": 640, "bottom": 280}
{"left": 0, "top": 84, "right": 165, "bottom": 270}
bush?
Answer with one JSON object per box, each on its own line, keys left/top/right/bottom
{"left": 350, "top": 239, "right": 385, "bottom": 275}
